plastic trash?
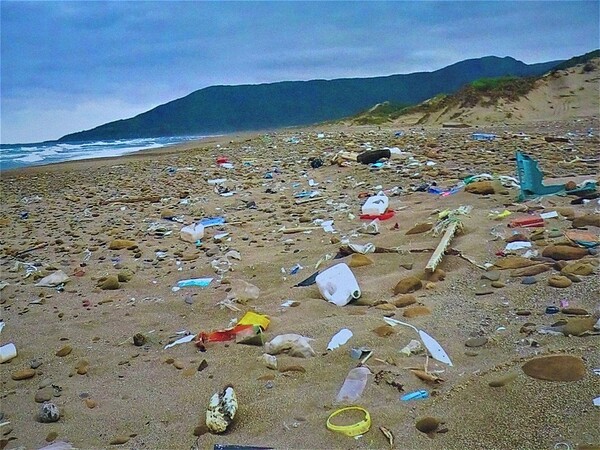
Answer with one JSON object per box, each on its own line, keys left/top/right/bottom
{"left": 294, "top": 271, "right": 319, "bottom": 287}
{"left": 359, "top": 210, "right": 395, "bottom": 221}
{"left": 326, "top": 406, "right": 372, "bottom": 437}
{"left": 505, "top": 241, "right": 532, "bottom": 251}
{"left": 201, "top": 217, "right": 226, "bottom": 227}
{"left": 361, "top": 191, "right": 389, "bottom": 216}
{"left": 35, "top": 270, "right": 69, "bottom": 287}
{"left": 176, "top": 277, "right": 213, "bottom": 288}
{"left": 264, "top": 334, "right": 315, "bottom": 358}
{"left": 180, "top": 223, "right": 205, "bottom": 243}
{"left": 0, "top": 343, "right": 17, "bottom": 363}
{"left": 471, "top": 133, "right": 497, "bottom": 141}
{"left": 383, "top": 317, "right": 453, "bottom": 366}
{"left": 164, "top": 334, "right": 195, "bottom": 349}
{"left": 327, "top": 328, "right": 353, "bottom": 351}
{"left": 237, "top": 311, "right": 270, "bottom": 330}
{"left": 315, "top": 263, "right": 361, "bottom": 306}
{"left": 227, "top": 279, "right": 260, "bottom": 304}
{"left": 400, "top": 389, "right": 429, "bottom": 401}
{"left": 399, "top": 339, "right": 423, "bottom": 357}
{"left": 335, "top": 366, "right": 371, "bottom": 403}
{"left": 508, "top": 216, "right": 544, "bottom": 228}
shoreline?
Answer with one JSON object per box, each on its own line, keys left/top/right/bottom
{"left": 0, "top": 130, "right": 267, "bottom": 177}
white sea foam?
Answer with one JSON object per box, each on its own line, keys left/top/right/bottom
{"left": 1, "top": 135, "right": 210, "bottom": 170}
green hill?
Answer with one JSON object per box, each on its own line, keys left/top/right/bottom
{"left": 58, "top": 55, "right": 561, "bottom": 141}
{"left": 350, "top": 49, "right": 599, "bottom": 125}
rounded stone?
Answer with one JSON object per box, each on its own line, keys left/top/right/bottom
{"left": 393, "top": 276, "right": 422, "bottom": 295}
{"left": 393, "top": 294, "right": 416, "bottom": 308}
{"left": 465, "top": 336, "right": 488, "bottom": 348}
{"left": 548, "top": 275, "right": 572, "bottom": 288}
{"left": 522, "top": 355, "right": 586, "bottom": 381}
{"left": 402, "top": 305, "right": 431, "bottom": 318}
{"left": 12, "top": 368, "right": 36, "bottom": 381}
{"left": 55, "top": 345, "right": 72, "bottom": 357}
{"left": 39, "top": 402, "right": 60, "bottom": 423}
{"left": 99, "top": 276, "right": 120, "bottom": 290}
{"left": 542, "top": 245, "right": 588, "bottom": 261}
{"left": 35, "top": 388, "right": 53, "bottom": 403}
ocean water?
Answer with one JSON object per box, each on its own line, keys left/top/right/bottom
{"left": 0, "top": 135, "right": 208, "bottom": 171}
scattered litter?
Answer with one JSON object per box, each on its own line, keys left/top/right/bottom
{"left": 336, "top": 367, "right": 371, "bottom": 403}
{"left": 383, "top": 317, "right": 453, "bottom": 366}
{"left": 327, "top": 328, "right": 353, "bottom": 351}
{"left": 35, "top": 270, "right": 69, "bottom": 287}
{"left": 327, "top": 406, "right": 371, "bottom": 437}
{"left": 174, "top": 277, "right": 213, "bottom": 290}
{"left": 399, "top": 339, "right": 423, "bottom": 357}
{"left": 164, "top": 333, "right": 195, "bottom": 349}
{"left": 264, "top": 334, "right": 315, "bottom": 358}
{"left": 315, "top": 263, "right": 361, "bottom": 306}
{"left": 505, "top": 241, "right": 532, "bottom": 251}
{"left": 400, "top": 389, "right": 429, "bottom": 401}
{"left": 0, "top": 343, "right": 17, "bottom": 363}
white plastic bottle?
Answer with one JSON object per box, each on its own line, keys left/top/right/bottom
{"left": 180, "top": 223, "right": 205, "bottom": 242}
{"left": 361, "top": 191, "right": 389, "bottom": 215}
{"left": 336, "top": 366, "right": 371, "bottom": 403}
{"left": 316, "top": 263, "right": 361, "bottom": 306}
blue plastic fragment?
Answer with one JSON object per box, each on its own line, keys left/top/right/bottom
{"left": 400, "top": 389, "right": 429, "bottom": 401}
{"left": 471, "top": 133, "right": 497, "bottom": 141}
{"left": 176, "top": 278, "right": 213, "bottom": 288}
{"left": 200, "top": 217, "right": 226, "bottom": 227}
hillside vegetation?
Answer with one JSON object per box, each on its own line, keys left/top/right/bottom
{"left": 58, "top": 56, "right": 561, "bottom": 141}
{"left": 350, "top": 49, "right": 599, "bottom": 127}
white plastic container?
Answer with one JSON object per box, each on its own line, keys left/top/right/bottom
{"left": 316, "top": 263, "right": 361, "bottom": 306}
{"left": 180, "top": 223, "right": 205, "bottom": 243}
{"left": 361, "top": 191, "right": 389, "bottom": 215}
{"left": 0, "top": 343, "right": 17, "bottom": 363}
{"left": 336, "top": 366, "right": 371, "bottom": 403}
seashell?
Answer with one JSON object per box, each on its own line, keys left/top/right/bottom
{"left": 206, "top": 386, "right": 238, "bottom": 433}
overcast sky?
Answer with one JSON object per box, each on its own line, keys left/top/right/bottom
{"left": 1, "top": 1, "right": 598, "bottom": 144}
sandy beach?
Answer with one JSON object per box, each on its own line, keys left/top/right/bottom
{"left": 1, "top": 119, "right": 599, "bottom": 450}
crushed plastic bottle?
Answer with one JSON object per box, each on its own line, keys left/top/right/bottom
{"left": 336, "top": 366, "right": 371, "bottom": 404}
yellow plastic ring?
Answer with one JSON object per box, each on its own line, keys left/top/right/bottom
{"left": 326, "top": 406, "right": 371, "bottom": 437}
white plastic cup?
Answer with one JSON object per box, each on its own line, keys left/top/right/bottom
{"left": 0, "top": 343, "right": 17, "bottom": 363}
{"left": 316, "top": 263, "right": 361, "bottom": 306}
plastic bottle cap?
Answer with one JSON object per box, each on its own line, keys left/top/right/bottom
{"left": 326, "top": 406, "right": 371, "bottom": 437}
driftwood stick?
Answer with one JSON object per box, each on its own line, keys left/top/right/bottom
{"left": 279, "top": 226, "right": 323, "bottom": 234}
{"left": 295, "top": 197, "right": 324, "bottom": 205}
{"left": 14, "top": 242, "right": 48, "bottom": 257}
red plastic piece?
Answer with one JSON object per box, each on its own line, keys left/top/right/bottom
{"left": 359, "top": 210, "right": 395, "bottom": 221}
{"left": 195, "top": 324, "right": 254, "bottom": 347}
{"left": 508, "top": 217, "right": 544, "bottom": 228}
